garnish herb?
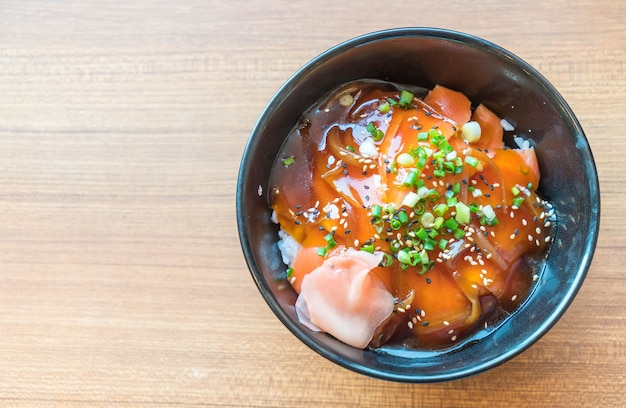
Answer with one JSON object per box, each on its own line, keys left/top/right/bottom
{"left": 282, "top": 156, "right": 295, "bottom": 167}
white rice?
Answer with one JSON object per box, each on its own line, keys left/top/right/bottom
{"left": 277, "top": 229, "right": 301, "bottom": 267}
{"left": 500, "top": 118, "right": 515, "bottom": 132}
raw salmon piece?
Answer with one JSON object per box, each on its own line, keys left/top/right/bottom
{"left": 470, "top": 104, "right": 504, "bottom": 156}
{"left": 424, "top": 85, "right": 472, "bottom": 125}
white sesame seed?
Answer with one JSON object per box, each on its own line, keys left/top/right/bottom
{"left": 397, "top": 307, "right": 405, "bottom": 313}
{"left": 533, "top": 274, "right": 539, "bottom": 281}
{"left": 407, "top": 321, "right": 414, "bottom": 329}
{"left": 451, "top": 335, "right": 457, "bottom": 342}
{"left": 509, "top": 233, "right": 516, "bottom": 240}
{"left": 536, "top": 227, "right": 542, "bottom": 234}
{"left": 527, "top": 234, "right": 533, "bottom": 241}
{"left": 545, "top": 236, "right": 551, "bottom": 243}
{"left": 290, "top": 276, "right": 296, "bottom": 284}
{"left": 448, "top": 329, "right": 454, "bottom": 335}
{"left": 544, "top": 221, "right": 551, "bottom": 227}
{"left": 511, "top": 294, "right": 518, "bottom": 301}
{"left": 443, "top": 320, "right": 450, "bottom": 326}
{"left": 522, "top": 218, "right": 528, "bottom": 226}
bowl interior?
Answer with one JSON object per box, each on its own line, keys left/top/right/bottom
{"left": 237, "top": 28, "right": 599, "bottom": 382}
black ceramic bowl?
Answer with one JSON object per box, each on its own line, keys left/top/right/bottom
{"left": 237, "top": 28, "right": 600, "bottom": 382}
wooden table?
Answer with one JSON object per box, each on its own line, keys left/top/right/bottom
{"left": 1, "top": 1, "right": 624, "bottom": 406}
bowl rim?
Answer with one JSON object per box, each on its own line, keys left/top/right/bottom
{"left": 236, "top": 27, "right": 600, "bottom": 382}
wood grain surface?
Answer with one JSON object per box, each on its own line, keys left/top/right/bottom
{"left": 0, "top": 1, "right": 624, "bottom": 406}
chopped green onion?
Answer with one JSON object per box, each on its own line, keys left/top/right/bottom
{"left": 397, "top": 249, "right": 414, "bottom": 265}
{"left": 282, "top": 156, "right": 295, "bottom": 167}
{"left": 398, "top": 210, "right": 409, "bottom": 224}
{"left": 386, "top": 97, "right": 399, "bottom": 107}
{"left": 416, "top": 156, "right": 427, "bottom": 168}
{"left": 402, "top": 191, "right": 420, "bottom": 208}
{"left": 455, "top": 201, "right": 471, "bottom": 225}
{"left": 438, "top": 238, "right": 449, "bottom": 250}
{"left": 420, "top": 212, "right": 435, "bottom": 228}
{"left": 511, "top": 186, "right": 521, "bottom": 196}
{"left": 397, "top": 152, "right": 415, "bottom": 167}
{"left": 512, "top": 196, "right": 525, "bottom": 207}
{"left": 465, "top": 156, "right": 479, "bottom": 167}
{"left": 453, "top": 228, "right": 466, "bottom": 240}
{"left": 418, "top": 131, "right": 429, "bottom": 141}
{"left": 317, "top": 247, "right": 327, "bottom": 257}
{"left": 416, "top": 227, "right": 429, "bottom": 241}
{"left": 324, "top": 232, "right": 337, "bottom": 249}
{"left": 423, "top": 239, "right": 436, "bottom": 251}
{"left": 389, "top": 218, "right": 402, "bottom": 230}
{"left": 384, "top": 204, "right": 396, "bottom": 217}
{"left": 445, "top": 217, "right": 459, "bottom": 231}
{"left": 285, "top": 267, "right": 294, "bottom": 278}
{"left": 361, "top": 243, "right": 375, "bottom": 253}
{"left": 378, "top": 101, "right": 391, "bottom": 113}
{"left": 428, "top": 228, "right": 439, "bottom": 239}
{"left": 389, "top": 160, "right": 397, "bottom": 174}
{"left": 433, "top": 216, "right": 444, "bottom": 230}
{"left": 371, "top": 204, "right": 382, "bottom": 220}
{"left": 366, "top": 122, "right": 385, "bottom": 141}
{"left": 429, "top": 129, "right": 442, "bottom": 141}
{"left": 427, "top": 189, "right": 440, "bottom": 202}
{"left": 399, "top": 90, "right": 414, "bottom": 109}
{"left": 433, "top": 203, "right": 449, "bottom": 217}
{"left": 381, "top": 253, "right": 394, "bottom": 267}
{"left": 345, "top": 145, "right": 356, "bottom": 153}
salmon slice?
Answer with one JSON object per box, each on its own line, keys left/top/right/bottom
{"left": 470, "top": 104, "right": 504, "bottom": 156}
{"left": 423, "top": 85, "right": 472, "bottom": 125}
{"left": 295, "top": 248, "right": 395, "bottom": 349}
{"left": 490, "top": 147, "right": 540, "bottom": 197}
{"left": 399, "top": 264, "right": 475, "bottom": 346}
{"left": 289, "top": 246, "right": 326, "bottom": 294}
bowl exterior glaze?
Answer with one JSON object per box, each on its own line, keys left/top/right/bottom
{"left": 237, "top": 28, "right": 600, "bottom": 382}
